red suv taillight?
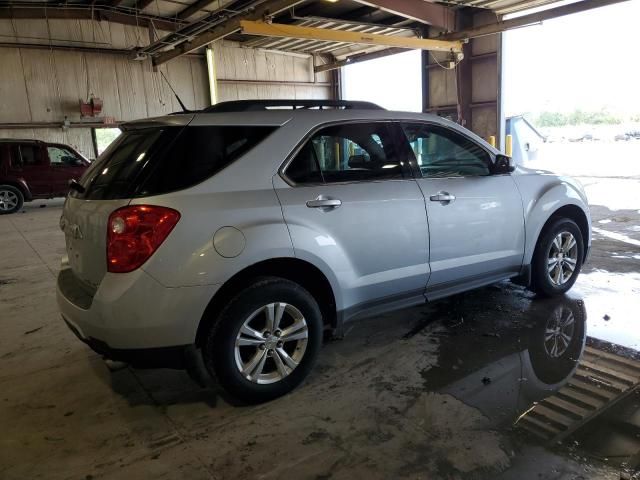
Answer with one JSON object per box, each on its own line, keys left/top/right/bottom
{"left": 107, "top": 205, "right": 180, "bottom": 273}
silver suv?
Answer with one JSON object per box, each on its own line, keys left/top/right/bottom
{"left": 57, "top": 100, "right": 591, "bottom": 402}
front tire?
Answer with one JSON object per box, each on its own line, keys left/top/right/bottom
{"left": 203, "top": 277, "right": 323, "bottom": 403}
{"left": 530, "top": 218, "right": 584, "bottom": 297}
{"left": 0, "top": 185, "right": 24, "bottom": 214}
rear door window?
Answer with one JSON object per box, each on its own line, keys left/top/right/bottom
{"left": 285, "top": 122, "right": 410, "bottom": 185}
{"left": 18, "top": 145, "right": 44, "bottom": 167}
{"left": 74, "top": 125, "right": 276, "bottom": 200}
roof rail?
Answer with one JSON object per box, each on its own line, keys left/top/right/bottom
{"left": 202, "top": 99, "right": 384, "bottom": 113}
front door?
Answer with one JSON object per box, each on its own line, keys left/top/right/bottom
{"left": 400, "top": 123, "right": 525, "bottom": 298}
{"left": 274, "top": 121, "right": 429, "bottom": 314}
{"left": 47, "top": 145, "right": 88, "bottom": 195}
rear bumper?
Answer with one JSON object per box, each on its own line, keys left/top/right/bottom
{"left": 63, "top": 317, "right": 188, "bottom": 368}
{"left": 57, "top": 263, "right": 219, "bottom": 352}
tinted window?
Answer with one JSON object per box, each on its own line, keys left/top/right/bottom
{"left": 401, "top": 124, "right": 491, "bottom": 178}
{"left": 286, "top": 123, "right": 407, "bottom": 184}
{"left": 73, "top": 126, "right": 275, "bottom": 200}
{"left": 139, "top": 126, "right": 274, "bottom": 196}
{"left": 19, "top": 145, "right": 43, "bottom": 166}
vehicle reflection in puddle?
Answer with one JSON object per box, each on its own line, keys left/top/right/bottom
{"left": 420, "top": 281, "right": 640, "bottom": 478}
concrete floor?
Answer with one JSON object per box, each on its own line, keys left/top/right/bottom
{"left": 1, "top": 191, "right": 639, "bottom": 480}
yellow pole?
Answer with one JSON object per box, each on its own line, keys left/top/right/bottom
{"left": 505, "top": 134, "right": 513, "bottom": 157}
{"left": 487, "top": 136, "right": 496, "bottom": 148}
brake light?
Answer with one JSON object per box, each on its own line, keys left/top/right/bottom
{"left": 107, "top": 205, "right": 180, "bottom": 273}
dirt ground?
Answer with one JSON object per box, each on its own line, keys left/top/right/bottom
{"left": 1, "top": 178, "right": 639, "bottom": 479}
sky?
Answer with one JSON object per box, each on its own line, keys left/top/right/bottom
{"left": 503, "top": 0, "right": 640, "bottom": 117}
{"left": 343, "top": 1, "right": 640, "bottom": 116}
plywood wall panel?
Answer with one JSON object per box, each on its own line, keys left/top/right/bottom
{"left": 167, "top": 57, "right": 197, "bottom": 112}
{"left": 213, "top": 41, "right": 331, "bottom": 102}
{"left": 141, "top": 62, "right": 175, "bottom": 117}
{"left": 115, "top": 59, "right": 149, "bottom": 120}
{"left": 471, "top": 59, "right": 498, "bottom": 103}
{"left": 190, "top": 57, "right": 211, "bottom": 108}
{"left": 85, "top": 53, "right": 122, "bottom": 119}
{"left": 0, "top": 49, "right": 31, "bottom": 122}
{"left": 429, "top": 68, "right": 457, "bottom": 107}
{"left": 52, "top": 50, "right": 88, "bottom": 117}
{"left": 21, "top": 49, "right": 63, "bottom": 122}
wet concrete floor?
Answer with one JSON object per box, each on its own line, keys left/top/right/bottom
{"left": 1, "top": 196, "right": 639, "bottom": 479}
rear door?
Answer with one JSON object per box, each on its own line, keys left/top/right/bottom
{"left": 274, "top": 121, "right": 429, "bottom": 313}
{"left": 10, "top": 143, "right": 51, "bottom": 196}
{"left": 400, "top": 122, "right": 525, "bottom": 298}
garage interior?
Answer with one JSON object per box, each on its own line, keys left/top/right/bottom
{"left": 1, "top": 0, "right": 640, "bottom": 478}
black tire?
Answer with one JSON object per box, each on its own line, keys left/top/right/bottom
{"left": 0, "top": 185, "right": 24, "bottom": 214}
{"left": 530, "top": 217, "right": 584, "bottom": 297}
{"left": 202, "top": 277, "right": 323, "bottom": 403}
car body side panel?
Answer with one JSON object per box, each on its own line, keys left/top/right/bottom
{"left": 273, "top": 175, "right": 429, "bottom": 313}
{"left": 511, "top": 169, "right": 592, "bottom": 265}
{"left": 416, "top": 175, "right": 525, "bottom": 288}
{"left": 135, "top": 188, "right": 295, "bottom": 288}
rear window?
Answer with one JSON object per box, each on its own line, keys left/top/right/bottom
{"left": 72, "top": 125, "right": 276, "bottom": 200}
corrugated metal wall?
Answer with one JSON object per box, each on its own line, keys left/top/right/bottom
{"left": 213, "top": 41, "right": 332, "bottom": 102}
{"left": 0, "top": 19, "right": 210, "bottom": 159}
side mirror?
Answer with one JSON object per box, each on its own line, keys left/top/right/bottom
{"left": 494, "top": 154, "right": 515, "bottom": 174}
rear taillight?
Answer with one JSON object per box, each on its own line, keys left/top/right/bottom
{"left": 107, "top": 205, "right": 180, "bottom": 273}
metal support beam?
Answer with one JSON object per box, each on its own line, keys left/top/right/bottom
{"left": 177, "top": 0, "right": 216, "bottom": 20}
{"left": 420, "top": 27, "right": 429, "bottom": 113}
{"left": 0, "top": 6, "right": 181, "bottom": 32}
{"left": 153, "top": 0, "right": 305, "bottom": 66}
{"left": 440, "top": 0, "right": 630, "bottom": 41}
{"left": 134, "top": 0, "right": 157, "bottom": 12}
{"left": 455, "top": 12, "right": 472, "bottom": 128}
{"left": 240, "top": 20, "right": 464, "bottom": 53}
{"left": 352, "top": 0, "right": 455, "bottom": 31}
{"left": 315, "top": 47, "right": 407, "bottom": 73}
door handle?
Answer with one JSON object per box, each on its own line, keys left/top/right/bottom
{"left": 430, "top": 192, "right": 456, "bottom": 204}
{"left": 306, "top": 197, "right": 342, "bottom": 209}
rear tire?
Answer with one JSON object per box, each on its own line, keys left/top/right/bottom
{"left": 530, "top": 218, "right": 584, "bottom": 297}
{"left": 202, "top": 277, "right": 323, "bottom": 403}
{"left": 0, "top": 185, "right": 24, "bottom": 214}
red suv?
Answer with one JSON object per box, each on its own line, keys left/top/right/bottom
{"left": 0, "top": 139, "right": 90, "bottom": 214}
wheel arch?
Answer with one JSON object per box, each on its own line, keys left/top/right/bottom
{"left": 537, "top": 204, "right": 590, "bottom": 263}
{"left": 195, "top": 257, "right": 338, "bottom": 348}
{"left": 0, "top": 179, "right": 31, "bottom": 201}
{"left": 525, "top": 200, "right": 591, "bottom": 266}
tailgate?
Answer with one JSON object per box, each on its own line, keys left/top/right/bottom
{"left": 61, "top": 197, "right": 130, "bottom": 288}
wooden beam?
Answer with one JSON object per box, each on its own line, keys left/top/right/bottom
{"left": 352, "top": 0, "right": 455, "bottom": 31}
{"left": 153, "top": 0, "right": 305, "bottom": 66}
{"left": 240, "top": 20, "right": 463, "bottom": 53}
{"left": 440, "top": 0, "right": 630, "bottom": 40}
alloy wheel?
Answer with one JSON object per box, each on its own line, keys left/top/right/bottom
{"left": 234, "top": 302, "right": 309, "bottom": 384}
{"left": 0, "top": 189, "right": 18, "bottom": 212}
{"left": 544, "top": 306, "right": 575, "bottom": 358}
{"left": 547, "top": 232, "right": 578, "bottom": 286}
